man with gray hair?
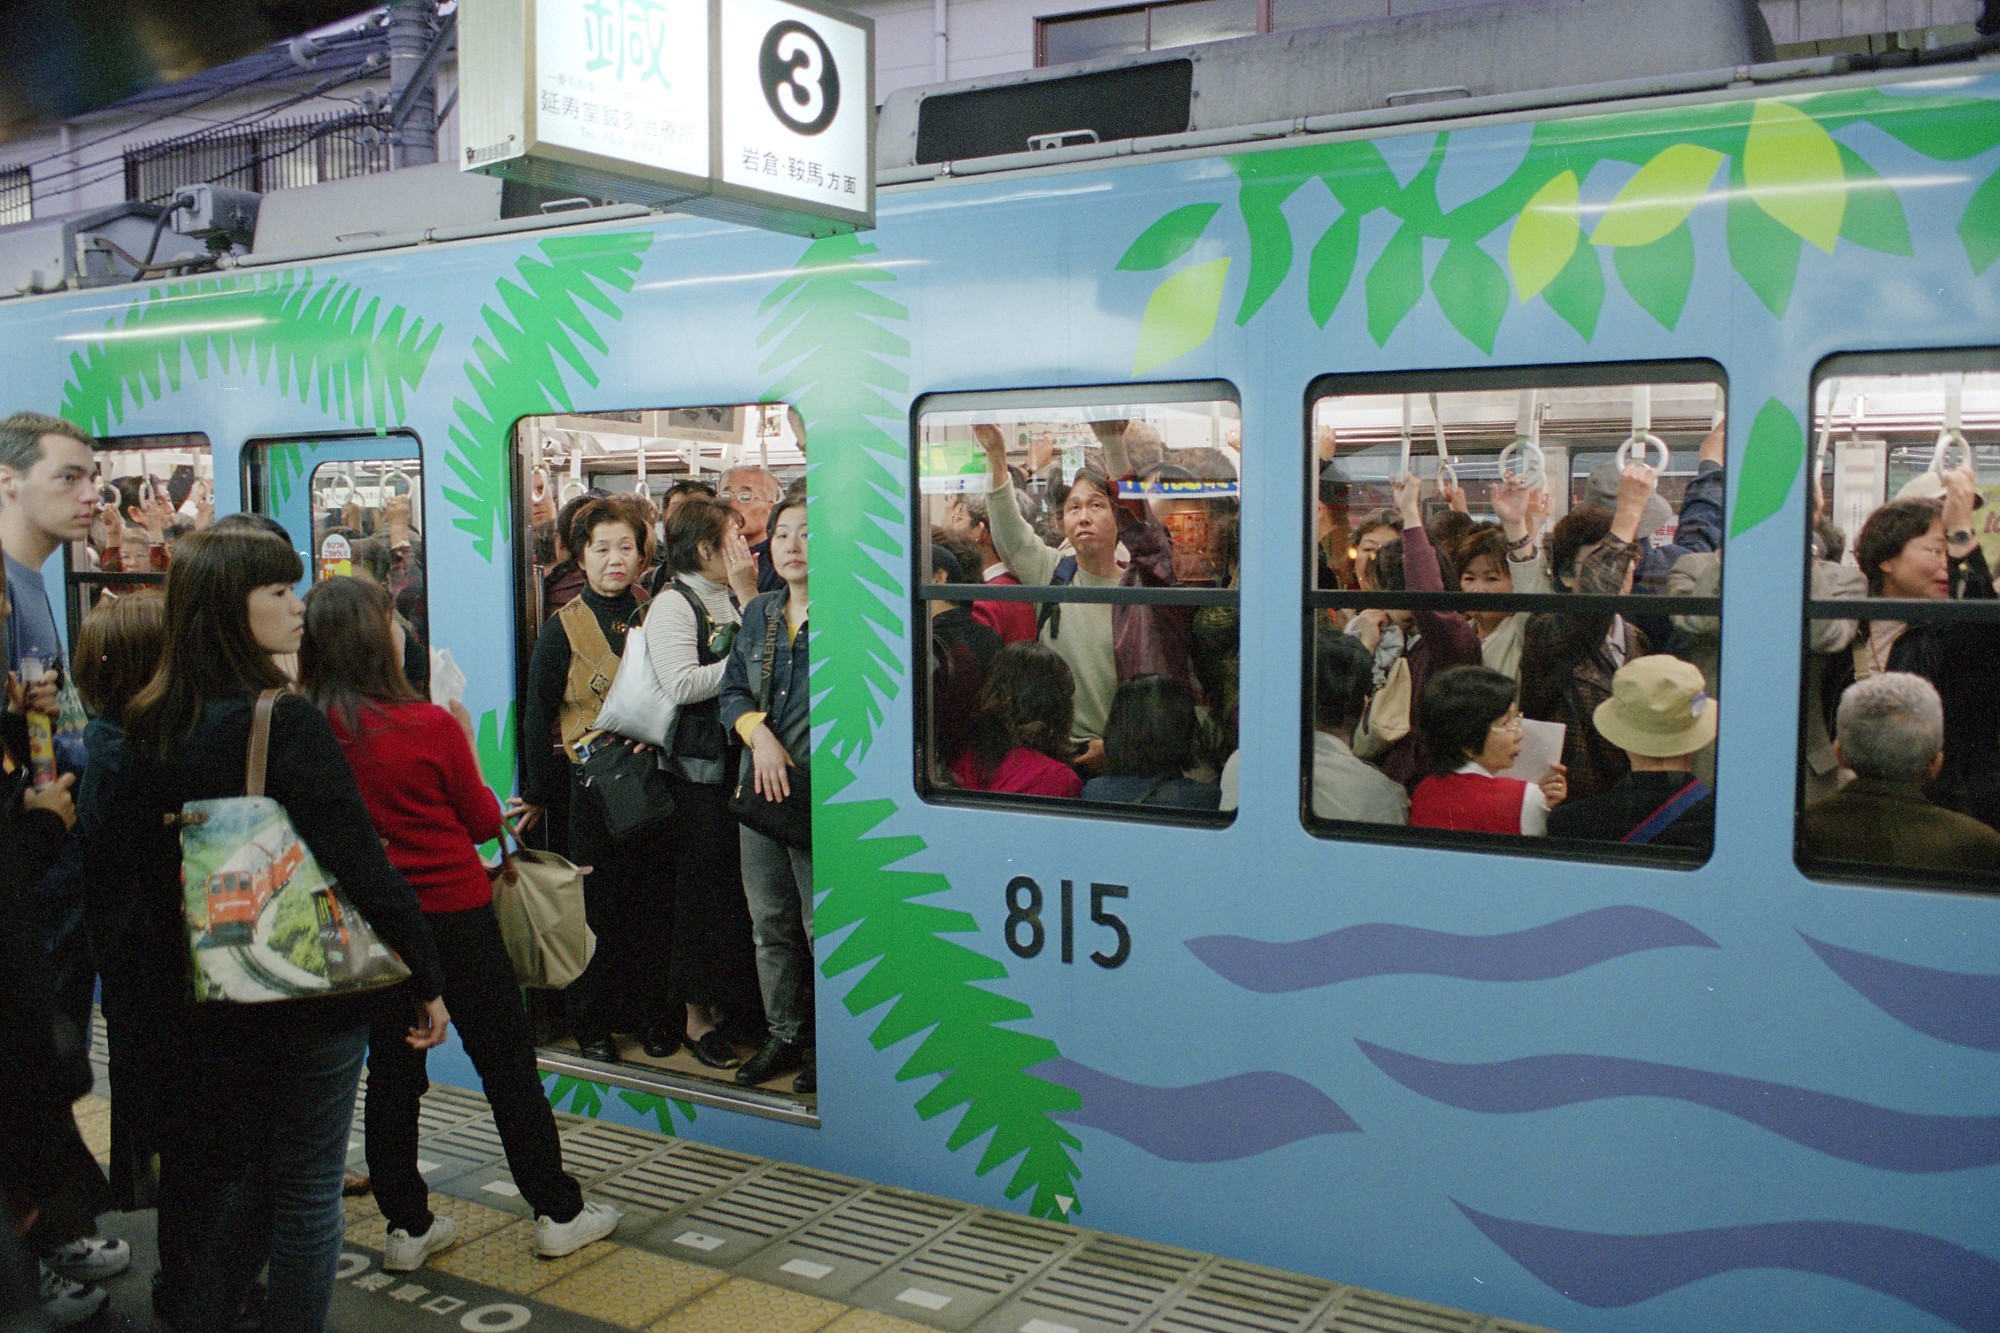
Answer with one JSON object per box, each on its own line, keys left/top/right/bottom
{"left": 942, "top": 487, "right": 1039, "bottom": 644}
{"left": 718, "top": 464, "right": 784, "bottom": 592}
{"left": 1802, "top": 672, "right": 2000, "bottom": 872}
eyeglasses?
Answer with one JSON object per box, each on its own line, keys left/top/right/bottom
{"left": 1490, "top": 713, "right": 1525, "bottom": 734}
{"left": 724, "top": 490, "right": 775, "bottom": 504}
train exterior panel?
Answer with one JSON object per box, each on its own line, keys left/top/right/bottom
{"left": 19, "top": 63, "right": 2000, "bottom": 1332}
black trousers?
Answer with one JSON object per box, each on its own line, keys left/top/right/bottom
{"left": 364, "top": 905, "right": 583, "bottom": 1232}
{"left": 663, "top": 776, "right": 765, "bottom": 1031}
{"left": 562, "top": 765, "right": 673, "bottom": 1042}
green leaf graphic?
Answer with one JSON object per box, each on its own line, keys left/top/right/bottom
{"left": 1591, "top": 144, "right": 1725, "bottom": 248}
{"left": 1365, "top": 225, "right": 1425, "bottom": 346}
{"left": 1542, "top": 240, "right": 1605, "bottom": 340}
{"left": 1874, "top": 98, "right": 2000, "bottom": 162}
{"left": 1836, "top": 145, "right": 1913, "bottom": 257}
{"left": 1612, "top": 219, "right": 1695, "bottom": 330}
{"left": 1306, "top": 213, "right": 1361, "bottom": 328}
{"left": 444, "top": 232, "right": 651, "bottom": 562}
{"left": 1733, "top": 398, "right": 1805, "bottom": 538}
{"left": 1234, "top": 168, "right": 1304, "bottom": 326}
{"left": 1726, "top": 158, "right": 1804, "bottom": 317}
{"left": 1431, "top": 238, "right": 1510, "bottom": 353}
{"left": 1959, "top": 166, "right": 2000, "bottom": 276}
{"left": 1115, "top": 203, "right": 1221, "bottom": 272}
{"left": 1743, "top": 101, "right": 1845, "bottom": 254}
{"left": 60, "top": 271, "right": 439, "bottom": 436}
{"left": 1132, "top": 258, "right": 1230, "bottom": 374}
{"left": 616, "top": 1089, "right": 695, "bottom": 1136}
{"left": 1508, "top": 170, "right": 1581, "bottom": 299}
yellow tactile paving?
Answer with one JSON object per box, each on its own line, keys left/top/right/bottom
{"left": 342, "top": 1192, "right": 383, "bottom": 1227}
{"left": 74, "top": 1111, "right": 112, "bottom": 1161}
{"left": 536, "top": 1245, "right": 728, "bottom": 1327}
{"left": 426, "top": 1218, "right": 617, "bottom": 1293}
{"left": 342, "top": 1194, "right": 516, "bottom": 1253}
{"left": 822, "top": 1312, "right": 942, "bottom": 1333}
{"left": 648, "top": 1277, "right": 847, "bottom": 1333}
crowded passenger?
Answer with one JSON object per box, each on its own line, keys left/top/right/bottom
{"left": 1346, "top": 473, "right": 1482, "bottom": 786}
{"left": 721, "top": 496, "right": 816, "bottom": 1092}
{"left": 83, "top": 526, "right": 448, "bottom": 1333}
{"left": 643, "top": 497, "right": 765, "bottom": 1067}
{"left": 1081, "top": 675, "right": 1221, "bottom": 809}
{"left": 1823, "top": 467, "right": 2000, "bottom": 830}
{"left": 516, "top": 495, "right": 667, "bottom": 1062}
{"left": 1519, "top": 463, "right": 1659, "bottom": 803}
{"left": 950, "top": 642, "right": 1084, "bottom": 799}
{"left": 300, "top": 577, "right": 619, "bottom": 1270}
{"left": 942, "top": 486, "right": 1040, "bottom": 644}
{"left": 1802, "top": 672, "right": 2000, "bottom": 871}
{"left": 1410, "top": 665, "right": 1568, "bottom": 834}
{"left": 1307, "top": 633, "right": 1410, "bottom": 825}
{"left": 1450, "top": 479, "right": 1548, "bottom": 680}
{"left": 1545, "top": 656, "right": 1716, "bottom": 850}
{"left": 718, "top": 464, "right": 786, "bottom": 593}
{"left": 1188, "top": 511, "right": 1240, "bottom": 772}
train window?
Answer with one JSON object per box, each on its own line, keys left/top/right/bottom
{"left": 244, "top": 433, "right": 432, "bottom": 685}
{"left": 1798, "top": 354, "right": 2000, "bottom": 891}
{"left": 509, "top": 406, "right": 818, "bottom": 1108}
{"left": 65, "top": 431, "right": 213, "bottom": 638}
{"left": 913, "top": 385, "right": 1239, "bottom": 824}
{"left": 1308, "top": 368, "right": 1725, "bottom": 867}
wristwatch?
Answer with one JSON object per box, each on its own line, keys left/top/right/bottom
{"left": 1949, "top": 527, "right": 1976, "bottom": 546}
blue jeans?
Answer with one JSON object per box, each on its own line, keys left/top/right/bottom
{"left": 738, "top": 827, "right": 814, "bottom": 1047}
{"left": 182, "top": 1019, "right": 367, "bottom": 1333}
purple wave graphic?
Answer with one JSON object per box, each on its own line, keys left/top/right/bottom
{"left": 1803, "top": 933, "right": 2000, "bottom": 1054}
{"left": 1186, "top": 906, "right": 1716, "bottom": 994}
{"left": 1357, "top": 1042, "right": 2000, "bottom": 1173}
{"left": 1032, "top": 1056, "right": 1358, "bottom": 1163}
{"left": 1456, "top": 1203, "right": 2000, "bottom": 1332}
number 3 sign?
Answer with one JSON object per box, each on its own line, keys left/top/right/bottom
{"left": 719, "top": 0, "right": 873, "bottom": 226}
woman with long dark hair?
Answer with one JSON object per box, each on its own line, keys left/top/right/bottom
{"left": 952, "top": 642, "right": 1084, "bottom": 799}
{"left": 81, "top": 527, "right": 448, "bottom": 1333}
{"left": 301, "top": 577, "right": 617, "bottom": 1268}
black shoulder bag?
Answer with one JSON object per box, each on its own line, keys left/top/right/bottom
{"left": 728, "top": 608, "right": 811, "bottom": 849}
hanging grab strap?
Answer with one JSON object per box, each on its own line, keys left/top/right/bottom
{"left": 1932, "top": 372, "right": 1973, "bottom": 477}
{"left": 1428, "top": 392, "right": 1456, "bottom": 491}
{"left": 1498, "top": 390, "right": 1547, "bottom": 489}
{"left": 1397, "top": 395, "right": 1414, "bottom": 484}
{"left": 1615, "top": 384, "right": 1672, "bottom": 473}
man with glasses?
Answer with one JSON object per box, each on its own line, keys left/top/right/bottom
{"left": 718, "top": 466, "right": 784, "bottom": 594}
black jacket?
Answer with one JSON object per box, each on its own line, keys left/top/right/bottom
{"left": 1546, "top": 770, "right": 1714, "bottom": 851}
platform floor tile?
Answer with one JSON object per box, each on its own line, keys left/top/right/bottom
{"left": 822, "top": 1311, "right": 945, "bottom": 1333}
{"left": 427, "top": 1217, "right": 619, "bottom": 1293}
{"left": 343, "top": 1194, "right": 517, "bottom": 1254}
{"left": 537, "top": 1245, "right": 729, "bottom": 1326}
{"left": 647, "top": 1275, "right": 848, "bottom": 1332}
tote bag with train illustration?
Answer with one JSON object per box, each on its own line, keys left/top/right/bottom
{"left": 175, "top": 690, "right": 411, "bottom": 1003}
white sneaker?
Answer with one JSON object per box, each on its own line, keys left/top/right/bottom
{"left": 534, "top": 1200, "right": 620, "bottom": 1258}
{"left": 44, "top": 1236, "right": 131, "bottom": 1282}
{"left": 381, "top": 1215, "right": 460, "bottom": 1272}
{"left": 38, "top": 1263, "right": 108, "bottom": 1327}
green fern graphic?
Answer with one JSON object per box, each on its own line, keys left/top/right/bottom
{"left": 762, "top": 235, "right": 1083, "bottom": 1219}
{"left": 442, "top": 231, "right": 652, "bottom": 564}
{"left": 1123, "top": 84, "right": 2000, "bottom": 366}
{"left": 60, "top": 270, "right": 439, "bottom": 435}
{"left": 542, "top": 1074, "right": 696, "bottom": 1136}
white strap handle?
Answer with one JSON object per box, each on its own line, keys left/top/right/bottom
{"left": 323, "top": 466, "right": 356, "bottom": 508}
{"left": 1498, "top": 390, "right": 1547, "bottom": 489}
{"left": 1427, "top": 392, "right": 1456, "bottom": 491}
{"left": 1397, "top": 395, "right": 1414, "bottom": 484}
{"left": 383, "top": 464, "right": 413, "bottom": 499}
{"left": 1932, "top": 372, "right": 1973, "bottom": 478}
{"left": 559, "top": 477, "right": 588, "bottom": 504}
{"left": 530, "top": 466, "right": 550, "bottom": 503}
{"left": 1615, "top": 384, "right": 1671, "bottom": 472}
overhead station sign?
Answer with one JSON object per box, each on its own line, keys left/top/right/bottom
{"left": 461, "top": 0, "right": 873, "bottom": 237}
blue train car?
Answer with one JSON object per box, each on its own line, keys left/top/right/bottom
{"left": 12, "top": 32, "right": 2000, "bottom": 1333}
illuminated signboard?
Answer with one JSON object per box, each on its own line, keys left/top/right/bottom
{"left": 460, "top": 0, "right": 873, "bottom": 236}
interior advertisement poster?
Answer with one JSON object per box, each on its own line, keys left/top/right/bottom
{"left": 717, "top": 0, "right": 873, "bottom": 224}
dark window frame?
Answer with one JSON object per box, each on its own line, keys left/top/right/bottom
{"left": 910, "top": 380, "right": 1242, "bottom": 828}
{"left": 1797, "top": 347, "right": 2000, "bottom": 896}
{"left": 64, "top": 430, "right": 215, "bottom": 644}
{"left": 1301, "top": 360, "right": 1729, "bottom": 871}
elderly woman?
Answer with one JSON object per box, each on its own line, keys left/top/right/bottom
{"left": 1820, "top": 468, "right": 1999, "bottom": 829}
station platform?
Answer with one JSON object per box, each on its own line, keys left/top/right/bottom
{"left": 71, "top": 1034, "right": 1560, "bottom": 1333}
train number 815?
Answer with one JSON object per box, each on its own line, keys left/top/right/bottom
{"left": 1004, "top": 876, "right": 1130, "bottom": 969}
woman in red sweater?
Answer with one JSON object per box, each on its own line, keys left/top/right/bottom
{"left": 1410, "top": 665, "right": 1568, "bottom": 836}
{"left": 951, "top": 643, "right": 1084, "bottom": 799}
{"left": 299, "top": 578, "right": 618, "bottom": 1273}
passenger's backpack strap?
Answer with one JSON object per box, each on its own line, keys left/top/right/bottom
{"left": 1622, "top": 779, "right": 1709, "bottom": 844}
{"left": 672, "top": 580, "right": 720, "bottom": 665}
{"left": 246, "top": 689, "right": 281, "bottom": 797}
{"left": 1035, "top": 555, "right": 1079, "bottom": 640}
{"left": 557, "top": 597, "right": 620, "bottom": 689}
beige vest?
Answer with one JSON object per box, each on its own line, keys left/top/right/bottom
{"left": 557, "top": 598, "right": 622, "bottom": 762}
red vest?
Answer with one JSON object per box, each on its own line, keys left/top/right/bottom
{"left": 1410, "top": 771, "right": 1529, "bottom": 834}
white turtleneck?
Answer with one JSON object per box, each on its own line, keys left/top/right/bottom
{"left": 646, "top": 571, "right": 741, "bottom": 705}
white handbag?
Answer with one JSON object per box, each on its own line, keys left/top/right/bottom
{"left": 592, "top": 600, "right": 679, "bottom": 747}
